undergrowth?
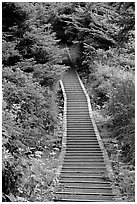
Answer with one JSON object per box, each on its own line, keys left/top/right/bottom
{"left": 92, "top": 110, "right": 135, "bottom": 201}
{"left": 2, "top": 83, "right": 64, "bottom": 202}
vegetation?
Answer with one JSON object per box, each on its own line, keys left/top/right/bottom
{"left": 2, "top": 2, "right": 135, "bottom": 202}
{"left": 2, "top": 2, "right": 68, "bottom": 201}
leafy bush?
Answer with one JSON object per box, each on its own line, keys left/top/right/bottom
{"left": 2, "top": 66, "right": 65, "bottom": 200}
{"left": 2, "top": 2, "right": 68, "bottom": 201}
{"left": 88, "top": 54, "right": 135, "bottom": 163}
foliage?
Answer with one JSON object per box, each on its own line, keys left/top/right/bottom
{"left": 49, "top": 2, "right": 116, "bottom": 49}
{"left": 2, "top": 2, "right": 27, "bottom": 34}
{"left": 92, "top": 110, "right": 135, "bottom": 201}
{"left": 2, "top": 2, "right": 135, "bottom": 202}
{"left": 2, "top": 2, "right": 67, "bottom": 201}
{"left": 109, "top": 2, "right": 135, "bottom": 43}
{"left": 86, "top": 47, "right": 135, "bottom": 164}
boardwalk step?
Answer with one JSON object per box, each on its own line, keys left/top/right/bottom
{"left": 66, "top": 145, "right": 100, "bottom": 148}
{"left": 63, "top": 163, "right": 105, "bottom": 166}
{"left": 67, "top": 136, "right": 97, "bottom": 139}
{"left": 54, "top": 198, "right": 114, "bottom": 202}
{"left": 58, "top": 188, "right": 112, "bottom": 194}
{"left": 66, "top": 139, "right": 99, "bottom": 143}
{"left": 67, "top": 124, "right": 93, "bottom": 127}
{"left": 67, "top": 128, "right": 95, "bottom": 130}
{"left": 61, "top": 171, "right": 105, "bottom": 175}
{"left": 67, "top": 135, "right": 97, "bottom": 138}
{"left": 63, "top": 159, "right": 104, "bottom": 162}
{"left": 66, "top": 144, "right": 99, "bottom": 146}
{"left": 66, "top": 149, "right": 101, "bottom": 152}
{"left": 60, "top": 175, "right": 106, "bottom": 179}
{"left": 60, "top": 172, "right": 105, "bottom": 177}
{"left": 59, "top": 182, "right": 112, "bottom": 188}
{"left": 66, "top": 143, "right": 99, "bottom": 146}
{"left": 64, "top": 156, "right": 104, "bottom": 160}
{"left": 67, "top": 142, "right": 99, "bottom": 145}
{"left": 59, "top": 179, "right": 110, "bottom": 184}
{"left": 67, "top": 122, "right": 92, "bottom": 124}
{"left": 66, "top": 140, "right": 99, "bottom": 143}
{"left": 55, "top": 194, "right": 114, "bottom": 201}
{"left": 65, "top": 153, "right": 103, "bottom": 156}
{"left": 57, "top": 191, "right": 113, "bottom": 196}
{"left": 55, "top": 195, "right": 114, "bottom": 202}
{"left": 62, "top": 167, "right": 105, "bottom": 171}
{"left": 67, "top": 131, "right": 96, "bottom": 133}
{"left": 63, "top": 161, "right": 105, "bottom": 164}
{"left": 63, "top": 158, "right": 104, "bottom": 162}
{"left": 60, "top": 172, "right": 105, "bottom": 176}
{"left": 56, "top": 68, "right": 115, "bottom": 201}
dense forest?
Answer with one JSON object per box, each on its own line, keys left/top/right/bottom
{"left": 2, "top": 2, "right": 135, "bottom": 202}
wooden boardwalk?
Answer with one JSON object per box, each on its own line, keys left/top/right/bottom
{"left": 55, "top": 68, "right": 117, "bottom": 202}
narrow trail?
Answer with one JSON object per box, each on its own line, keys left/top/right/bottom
{"left": 55, "top": 68, "right": 117, "bottom": 202}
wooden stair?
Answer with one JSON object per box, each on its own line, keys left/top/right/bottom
{"left": 55, "top": 68, "right": 117, "bottom": 202}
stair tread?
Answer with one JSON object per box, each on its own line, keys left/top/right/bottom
{"left": 56, "top": 69, "right": 115, "bottom": 202}
{"left": 57, "top": 191, "right": 113, "bottom": 196}
{"left": 54, "top": 198, "right": 114, "bottom": 202}
{"left": 62, "top": 167, "right": 105, "bottom": 169}
{"left": 64, "top": 159, "right": 104, "bottom": 161}
{"left": 60, "top": 180, "right": 110, "bottom": 184}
